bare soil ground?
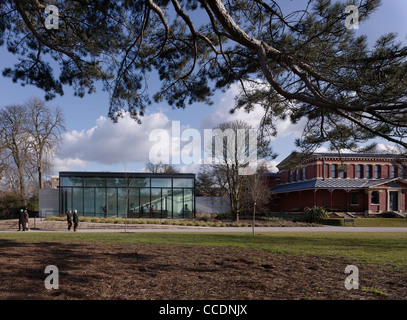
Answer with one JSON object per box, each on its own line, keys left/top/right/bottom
{"left": 0, "top": 240, "right": 406, "bottom": 300}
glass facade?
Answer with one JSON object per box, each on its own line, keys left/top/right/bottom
{"left": 59, "top": 172, "right": 195, "bottom": 219}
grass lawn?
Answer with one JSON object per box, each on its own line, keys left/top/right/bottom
{"left": 323, "top": 218, "right": 407, "bottom": 227}
{"left": 44, "top": 215, "right": 407, "bottom": 227}
{"left": 1, "top": 231, "right": 406, "bottom": 268}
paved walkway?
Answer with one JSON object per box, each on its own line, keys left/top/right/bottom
{"left": 1, "top": 225, "right": 406, "bottom": 233}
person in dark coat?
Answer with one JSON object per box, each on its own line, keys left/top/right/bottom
{"left": 67, "top": 210, "right": 72, "bottom": 231}
{"left": 23, "top": 209, "right": 29, "bottom": 231}
{"left": 73, "top": 209, "right": 79, "bottom": 231}
{"left": 18, "top": 209, "right": 24, "bottom": 231}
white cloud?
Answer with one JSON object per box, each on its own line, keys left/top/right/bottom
{"left": 374, "top": 143, "right": 401, "bottom": 154}
{"left": 200, "top": 83, "right": 306, "bottom": 139}
{"left": 52, "top": 156, "right": 87, "bottom": 172}
{"left": 53, "top": 83, "right": 309, "bottom": 174}
{"left": 56, "top": 111, "right": 173, "bottom": 167}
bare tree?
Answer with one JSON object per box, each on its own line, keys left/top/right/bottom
{"left": 241, "top": 164, "right": 272, "bottom": 234}
{"left": 25, "top": 97, "right": 66, "bottom": 189}
{"left": 145, "top": 160, "right": 180, "bottom": 173}
{"left": 205, "top": 120, "right": 275, "bottom": 221}
{"left": 0, "top": 105, "right": 32, "bottom": 206}
{"left": 0, "top": 98, "right": 66, "bottom": 206}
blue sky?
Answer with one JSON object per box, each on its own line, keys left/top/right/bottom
{"left": 1, "top": 0, "right": 406, "bottom": 176}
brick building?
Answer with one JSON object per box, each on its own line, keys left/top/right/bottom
{"left": 269, "top": 152, "right": 407, "bottom": 216}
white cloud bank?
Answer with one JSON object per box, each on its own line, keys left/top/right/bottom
{"left": 53, "top": 83, "right": 308, "bottom": 174}
{"left": 53, "top": 112, "right": 173, "bottom": 173}
{"left": 200, "top": 83, "right": 307, "bottom": 139}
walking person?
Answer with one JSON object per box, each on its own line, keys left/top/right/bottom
{"left": 67, "top": 210, "right": 73, "bottom": 231}
{"left": 73, "top": 209, "right": 79, "bottom": 231}
{"left": 18, "top": 209, "right": 24, "bottom": 231}
{"left": 23, "top": 209, "right": 29, "bottom": 231}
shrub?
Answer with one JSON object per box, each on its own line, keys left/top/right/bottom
{"left": 214, "top": 212, "right": 233, "bottom": 220}
{"left": 303, "top": 206, "right": 329, "bottom": 223}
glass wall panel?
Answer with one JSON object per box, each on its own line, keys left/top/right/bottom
{"left": 95, "top": 188, "right": 106, "bottom": 217}
{"left": 129, "top": 178, "right": 150, "bottom": 187}
{"left": 183, "top": 189, "right": 194, "bottom": 218}
{"left": 151, "top": 178, "right": 172, "bottom": 188}
{"left": 107, "top": 188, "right": 117, "bottom": 216}
{"left": 162, "top": 188, "right": 172, "bottom": 218}
{"left": 118, "top": 188, "right": 128, "bottom": 218}
{"left": 106, "top": 177, "right": 127, "bottom": 187}
{"left": 72, "top": 188, "right": 84, "bottom": 215}
{"left": 61, "top": 177, "right": 83, "bottom": 187}
{"left": 84, "top": 177, "right": 105, "bottom": 187}
{"left": 61, "top": 188, "right": 72, "bottom": 214}
{"left": 151, "top": 188, "right": 162, "bottom": 217}
{"left": 140, "top": 188, "right": 150, "bottom": 217}
{"left": 173, "top": 178, "right": 193, "bottom": 188}
{"left": 84, "top": 188, "right": 95, "bottom": 216}
{"left": 173, "top": 188, "right": 184, "bottom": 218}
{"left": 60, "top": 174, "right": 194, "bottom": 219}
{"left": 129, "top": 188, "right": 140, "bottom": 213}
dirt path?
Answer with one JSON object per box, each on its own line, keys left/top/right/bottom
{"left": 0, "top": 240, "right": 405, "bottom": 300}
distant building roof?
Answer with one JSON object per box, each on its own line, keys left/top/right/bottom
{"left": 277, "top": 152, "right": 407, "bottom": 169}
{"left": 271, "top": 178, "right": 407, "bottom": 193}
{"left": 261, "top": 172, "right": 280, "bottom": 178}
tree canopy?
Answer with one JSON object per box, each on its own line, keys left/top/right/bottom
{"left": 1, "top": 0, "right": 407, "bottom": 151}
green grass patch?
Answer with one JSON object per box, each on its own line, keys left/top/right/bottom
{"left": 44, "top": 216, "right": 313, "bottom": 227}
{"left": 361, "top": 287, "right": 388, "bottom": 297}
{"left": 45, "top": 215, "right": 407, "bottom": 227}
{"left": 321, "top": 218, "right": 407, "bottom": 227}
{"left": 1, "top": 232, "right": 406, "bottom": 268}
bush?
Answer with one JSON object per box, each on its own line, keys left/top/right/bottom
{"left": 214, "top": 212, "right": 233, "bottom": 220}
{"left": 318, "top": 218, "right": 342, "bottom": 226}
{"left": 303, "top": 206, "right": 329, "bottom": 223}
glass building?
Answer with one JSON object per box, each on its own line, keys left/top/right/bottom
{"left": 59, "top": 172, "right": 195, "bottom": 219}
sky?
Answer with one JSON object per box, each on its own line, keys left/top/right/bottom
{"left": 1, "top": 0, "right": 406, "bottom": 177}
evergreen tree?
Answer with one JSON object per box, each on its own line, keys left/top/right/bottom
{"left": 1, "top": 0, "right": 406, "bottom": 150}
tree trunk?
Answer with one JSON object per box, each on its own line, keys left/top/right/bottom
{"left": 38, "top": 166, "right": 43, "bottom": 189}
{"left": 18, "top": 168, "right": 27, "bottom": 207}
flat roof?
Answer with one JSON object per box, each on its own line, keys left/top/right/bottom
{"left": 59, "top": 171, "right": 195, "bottom": 178}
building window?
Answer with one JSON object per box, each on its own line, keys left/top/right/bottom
{"left": 371, "top": 191, "right": 379, "bottom": 205}
{"left": 295, "top": 169, "right": 299, "bottom": 181}
{"left": 302, "top": 168, "right": 306, "bottom": 180}
{"left": 374, "top": 165, "right": 381, "bottom": 179}
{"left": 288, "top": 171, "right": 292, "bottom": 182}
{"left": 351, "top": 192, "right": 359, "bottom": 205}
{"left": 357, "top": 165, "right": 363, "bottom": 179}
{"left": 331, "top": 164, "right": 338, "bottom": 178}
{"left": 60, "top": 173, "right": 195, "bottom": 219}
{"left": 391, "top": 165, "right": 397, "bottom": 178}
{"left": 339, "top": 170, "right": 347, "bottom": 179}
{"left": 365, "top": 165, "right": 372, "bottom": 179}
